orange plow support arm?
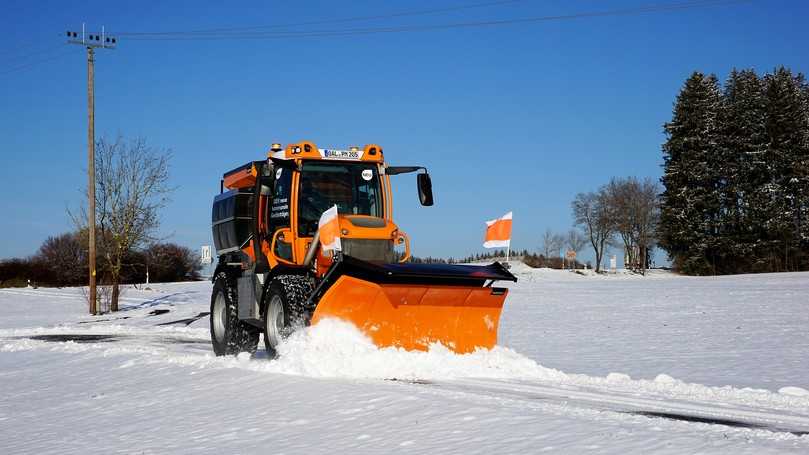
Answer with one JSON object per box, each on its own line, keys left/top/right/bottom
{"left": 308, "top": 257, "right": 516, "bottom": 354}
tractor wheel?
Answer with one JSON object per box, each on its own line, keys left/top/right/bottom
{"left": 263, "top": 275, "right": 314, "bottom": 358}
{"left": 210, "top": 272, "right": 260, "bottom": 356}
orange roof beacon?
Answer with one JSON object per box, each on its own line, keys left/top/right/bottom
{"left": 210, "top": 141, "right": 517, "bottom": 357}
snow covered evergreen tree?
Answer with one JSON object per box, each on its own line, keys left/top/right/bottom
{"left": 661, "top": 67, "right": 809, "bottom": 274}
{"left": 719, "top": 68, "right": 767, "bottom": 272}
{"left": 762, "top": 67, "right": 809, "bottom": 271}
{"left": 660, "top": 72, "right": 723, "bottom": 275}
{"left": 801, "top": 76, "right": 809, "bottom": 268}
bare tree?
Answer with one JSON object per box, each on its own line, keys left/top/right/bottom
{"left": 36, "top": 232, "right": 86, "bottom": 287}
{"left": 605, "top": 178, "right": 637, "bottom": 268}
{"left": 73, "top": 136, "right": 172, "bottom": 312}
{"left": 552, "top": 233, "right": 565, "bottom": 258}
{"left": 566, "top": 229, "right": 587, "bottom": 265}
{"left": 144, "top": 243, "right": 202, "bottom": 283}
{"left": 605, "top": 177, "right": 661, "bottom": 274}
{"left": 541, "top": 229, "right": 565, "bottom": 259}
{"left": 634, "top": 178, "right": 661, "bottom": 274}
{"left": 572, "top": 189, "right": 614, "bottom": 272}
{"left": 540, "top": 229, "right": 554, "bottom": 258}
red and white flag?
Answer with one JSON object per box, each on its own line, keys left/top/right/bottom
{"left": 483, "top": 211, "right": 512, "bottom": 248}
{"left": 318, "top": 205, "right": 342, "bottom": 252}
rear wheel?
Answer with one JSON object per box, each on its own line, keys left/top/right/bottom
{"left": 210, "top": 272, "right": 260, "bottom": 356}
{"left": 263, "top": 275, "right": 313, "bottom": 358}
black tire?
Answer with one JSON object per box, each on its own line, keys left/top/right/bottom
{"left": 263, "top": 275, "right": 314, "bottom": 358}
{"left": 210, "top": 272, "right": 260, "bottom": 356}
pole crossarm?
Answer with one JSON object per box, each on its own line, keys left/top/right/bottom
{"left": 66, "top": 26, "right": 117, "bottom": 49}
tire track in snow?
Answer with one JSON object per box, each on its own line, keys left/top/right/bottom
{"left": 409, "top": 378, "right": 809, "bottom": 437}
{"left": 0, "top": 287, "right": 195, "bottom": 306}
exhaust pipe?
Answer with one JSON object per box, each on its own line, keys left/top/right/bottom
{"left": 303, "top": 229, "right": 320, "bottom": 268}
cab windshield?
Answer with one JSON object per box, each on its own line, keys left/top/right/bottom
{"left": 297, "top": 162, "right": 382, "bottom": 236}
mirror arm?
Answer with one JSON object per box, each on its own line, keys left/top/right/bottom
{"left": 385, "top": 166, "right": 426, "bottom": 176}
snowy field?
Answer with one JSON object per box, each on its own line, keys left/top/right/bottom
{"left": 2, "top": 265, "right": 809, "bottom": 454}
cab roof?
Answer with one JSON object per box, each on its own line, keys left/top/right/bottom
{"left": 268, "top": 141, "right": 384, "bottom": 163}
{"left": 222, "top": 141, "right": 385, "bottom": 190}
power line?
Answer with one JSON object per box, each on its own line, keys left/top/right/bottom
{"left": 0, "top": 1, "right": 752, "bottom": 75}
{"left": 0, "top": 47, "right": 73, "bottom": 76}
{"left": 121, "top": 0, "right": 749, "bottom": 41}
{"left": 0, "top": 42, "right": 65, "bottom": 58}
{"left": 117, "top": 0, "right": 529, "bottom": 36}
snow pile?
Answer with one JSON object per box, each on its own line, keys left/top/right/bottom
{"left": 779, "top": 386, "right": 809, "bottom": 397}
{"left": 605, "top": 372, "right": 632, "bottom": 382}
{"left": 562, "top": 371, "right": 809, "bottom": 411}
{"left": 268, "top": 318, "right": 568, "bottom": 381}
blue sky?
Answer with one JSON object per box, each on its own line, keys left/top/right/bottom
{"left": 1, "top": 0, "right": 807, "bottom": 265}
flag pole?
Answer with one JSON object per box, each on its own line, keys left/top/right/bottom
{"left": 505, "top": 212, "right": 511, "bottom": 263}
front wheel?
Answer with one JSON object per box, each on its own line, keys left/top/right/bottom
{"left": 263, "top": 275, "right": 313, "bottom": 358}
{"left": 210, "top": 272, "right": 259, "bottom": 356}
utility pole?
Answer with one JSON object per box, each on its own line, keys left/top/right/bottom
{"left": 67, "top": 25, "right": 116, "bottom": 315}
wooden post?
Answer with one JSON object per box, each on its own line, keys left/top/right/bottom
{"left": 87, "top": 46, "right": 97, "bottom": 315}
{"left": 68, "top": 26, "right": 116, "bottom": 313}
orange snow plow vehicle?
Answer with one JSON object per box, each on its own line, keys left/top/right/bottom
{"left": 209, "top": 141, "right": 516, "bottom": 357}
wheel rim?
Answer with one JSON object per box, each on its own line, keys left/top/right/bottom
{"left": 265, "top": 295, "right": 284, "bottom": 349}
{"left": 212, "top": 291, "right": 227, "bottom": 344}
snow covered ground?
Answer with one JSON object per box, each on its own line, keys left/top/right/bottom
{"left": 2, "top": 267, "right": 809, "bottom": 453}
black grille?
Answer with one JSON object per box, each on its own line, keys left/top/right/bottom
{"left": 342, "top": 239, "right": 394, "bottom": 263}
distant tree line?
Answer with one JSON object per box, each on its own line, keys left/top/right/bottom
{"left": 521, "top": 252, "right": 584, "bottom": 270}
{"left": 660, "top": 67, "right": 809, "bottom": 275}
{"left": 572, "top": 177, "right": 661, "bottom": 273}
{"left": 408, "top": 249, "right": 517, "bottom": 264}
{"left": 0, "top": 230, "right": 201, "bottom": 288}
{"left": 409, "top": 247, "right": 586, "bottom": 270}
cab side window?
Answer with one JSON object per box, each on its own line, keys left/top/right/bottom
{"left": 269, "top": 167, "right": 293, "bottom": 260}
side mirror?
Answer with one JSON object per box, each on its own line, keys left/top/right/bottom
{"left": 417, "top": 173, "right": 434, "bottom": 206}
